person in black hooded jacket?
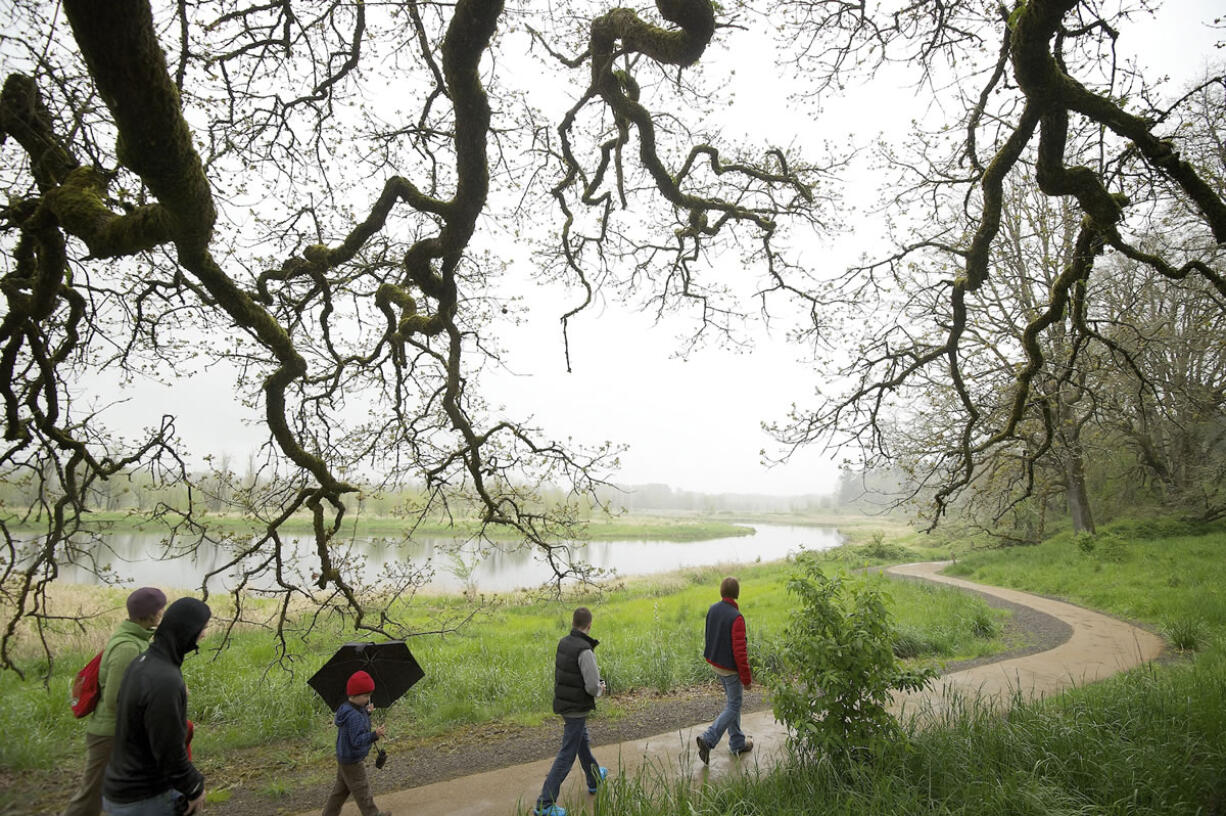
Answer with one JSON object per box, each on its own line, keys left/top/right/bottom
{"left": 102, "top": 597, "right": 210, "bottom": 816}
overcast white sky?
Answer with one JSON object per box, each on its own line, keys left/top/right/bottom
{"left": 86, "top": 2, "right": 1221, "bottom": 498}
{"left": 472, "top": 2, "right": 1224, "bottom": 497}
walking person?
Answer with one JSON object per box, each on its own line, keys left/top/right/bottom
{"left": 102, "top": 596, "right": 211, "bottom": 816}
{"left": 695, "top": 576, "right": 753, "bottom": 764}
{"left": 320, "top": 670, "right": 390, "bottom": 816}
{"left": 61, "top": 587, "right": 167, "bottom": 816}
{"left": 533, "top": 607, "right": 608, "bottom": 816}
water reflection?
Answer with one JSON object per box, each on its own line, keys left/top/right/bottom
{"left": 51, "top": 524, "right": 840, "bottom": 593}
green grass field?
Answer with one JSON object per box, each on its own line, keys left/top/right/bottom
{"left": 944, "top": 517, "right": 1226, "bottom": 649}
{"left": 0, "top": 552, "right": 1005, "bottom": 774}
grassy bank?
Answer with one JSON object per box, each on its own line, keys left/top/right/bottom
{"left": 0, "top": 510, "right": 758, "bottom": 542}
{"left": 944, "top": 517, "right": 1226, "bottom": 648}
{"left": 600, "top": 517, "right": 1226, "bottom": 816}
{"left": 725, "top": 511, "right": 914, "bottom": 544}
{"left": 0, "top": 553, "right": 1007, "bottom": 780}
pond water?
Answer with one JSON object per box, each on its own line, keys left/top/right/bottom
{"left": 50, "top": 523, "right": 841, "bottom": 593}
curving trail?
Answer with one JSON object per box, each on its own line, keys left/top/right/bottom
{"left": 299, "top": 562, "right": 1164, "bottom": 816}
{"left": 885, "top": 561, "right": 1164, "bottom": 717}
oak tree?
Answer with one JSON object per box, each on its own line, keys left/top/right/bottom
{"left": 0, "top": 0, "right": 822, "bottom": 670}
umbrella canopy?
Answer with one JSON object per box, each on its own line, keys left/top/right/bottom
{"left": 308, "top": 640, "right": 425, "bottom": 711}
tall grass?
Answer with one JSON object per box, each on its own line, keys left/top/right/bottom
{"left": 587, "top": 647, "right": 1226, "bottom": 816}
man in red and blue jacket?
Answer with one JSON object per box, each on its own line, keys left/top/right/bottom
{"left": 695, "top": 576, "right": 753, "bottom": 763}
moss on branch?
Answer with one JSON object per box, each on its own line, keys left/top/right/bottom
{"left": 44, "top": 167, "right": 173, "bottom": 257}
{"left": 0, "top": 74, "right": 79, "bottom": 191}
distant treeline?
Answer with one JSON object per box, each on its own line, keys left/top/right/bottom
{"left": 594, "top": 483, "right": 839, "bottom": 514}
{"left": 0, "top": 463, "right": 853, "bottom": 526}
{"left": 0, "top": 463, "right": 847, "bottom": 525}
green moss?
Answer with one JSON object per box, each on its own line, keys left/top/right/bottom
{"left": 400, "top": 313, "right": 444, "bottom": 337}
{"left": 44, "top": 167, "right": 172, "bottom": 257}
{"left": 302, "top": 243, "right": 331, "bottom": 264}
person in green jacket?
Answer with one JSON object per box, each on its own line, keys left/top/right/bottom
{"left": 61, "top": 587, "right": 167, "bottom": 816}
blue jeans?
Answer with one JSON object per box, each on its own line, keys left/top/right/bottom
{"left": 701, "top": 672, "right": 746, "bottom": 752}
{"left": 102, "top": 789, "right": 182, "bottom": 816}
{"left": 536, "top": 715, "right": 600, "bottom": 808}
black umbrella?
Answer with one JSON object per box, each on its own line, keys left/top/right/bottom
{"left": 308, "top": 640, "right": 425, "bottom": 711}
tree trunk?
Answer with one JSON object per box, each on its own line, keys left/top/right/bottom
{"left": 1065, "top": 447, "right": 1096, "bottom": 534}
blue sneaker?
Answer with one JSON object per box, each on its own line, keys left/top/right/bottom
{"left": 587, "top": 766, "right": 609, "bottom": 794}
{"left": 534, "top": 805, "right": 566, "bottom": 816}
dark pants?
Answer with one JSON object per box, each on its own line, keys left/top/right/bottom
{"left": 536, "top": 715, "right": 600, "bottom": 809}
{"left": 62, "top": 733, "right": 112, "bottom": 816}
{"left": 321, "top": 760, "right": 380, "bottom": 816}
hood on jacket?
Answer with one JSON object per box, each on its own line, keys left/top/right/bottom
{"left": 150, "top": 597, "right": 211, "bottom": 667}
{"left": 334, "top": 700, "right": 366, "bottom": 727}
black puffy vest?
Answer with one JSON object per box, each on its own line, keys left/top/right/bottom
{"left": 703, "top": 599, "right": 741, "bottom": 670}
{"left": 553, "top": 629, "right": 598, "bottom": 716}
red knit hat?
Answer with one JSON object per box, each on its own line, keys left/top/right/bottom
{"left": 346, "top": 670, "right": 375, "bottom": 696}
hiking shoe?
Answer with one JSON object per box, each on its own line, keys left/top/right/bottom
{"left": 731, "top": 737, "right": 754, "bottom": 756}
{"left": 696, "top": 735, "right": 711, "bottom": 765}
{"left": 587, "top": 765, "right": 609, "bottom": 794}
{"left": 534, "top": 805, "right": 566, "bottom": 816}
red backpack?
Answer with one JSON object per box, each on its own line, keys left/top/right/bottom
{"left": 70, "top": 650, "right": 104, "bottom": 718}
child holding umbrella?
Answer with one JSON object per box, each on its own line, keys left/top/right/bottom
{"left": 321, "top": 671, "right": 389, "bottom": 816}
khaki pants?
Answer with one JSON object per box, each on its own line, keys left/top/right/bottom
{"left": 62, "top": 733, "right": 113, "bottom": 816}
{"left": 321, "top": 760, "right": 381, "bottom": 816}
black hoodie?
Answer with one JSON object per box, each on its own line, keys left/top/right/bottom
{"left": 103, "top": 597, "right": 210, "bottom": 804}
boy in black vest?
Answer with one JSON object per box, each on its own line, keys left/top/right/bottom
{"left": 532, "top": 607, "right": 608, "bottom": 816}
{"left": 695, "top": 576, "right": 753, "bottom": 764}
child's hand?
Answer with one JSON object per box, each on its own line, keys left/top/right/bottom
{"left": 365, "top": 703, "right": 374, "bottom": 714}
{"left": 375, "top": 725, "right": 387, "bottom": 739}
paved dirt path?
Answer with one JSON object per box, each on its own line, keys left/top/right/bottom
{"left": 299, "top": 561, "right": 1165, "bottom": 816}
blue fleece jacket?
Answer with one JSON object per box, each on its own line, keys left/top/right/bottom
{"left": 334, "top": 701, "right": 379, "bottom": 764}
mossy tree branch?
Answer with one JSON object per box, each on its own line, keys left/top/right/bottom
{"left": 773, "top": 0, "right": 1226, "bottom": 528}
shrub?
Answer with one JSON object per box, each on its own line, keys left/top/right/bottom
{"left": 1162, "top": 616, "right": 1207, "bottom": 652}
{"left": 764, "top": 552, "right": 937, "bottom": 763}
{"left": 861, "top": 531, "right": 912, "bottom": 561}
{"left": 969, "top": 607, "right": 999, "bottom": 639}
{"left": 1074, "top": 531, "right": 1129, "bottom": 562}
